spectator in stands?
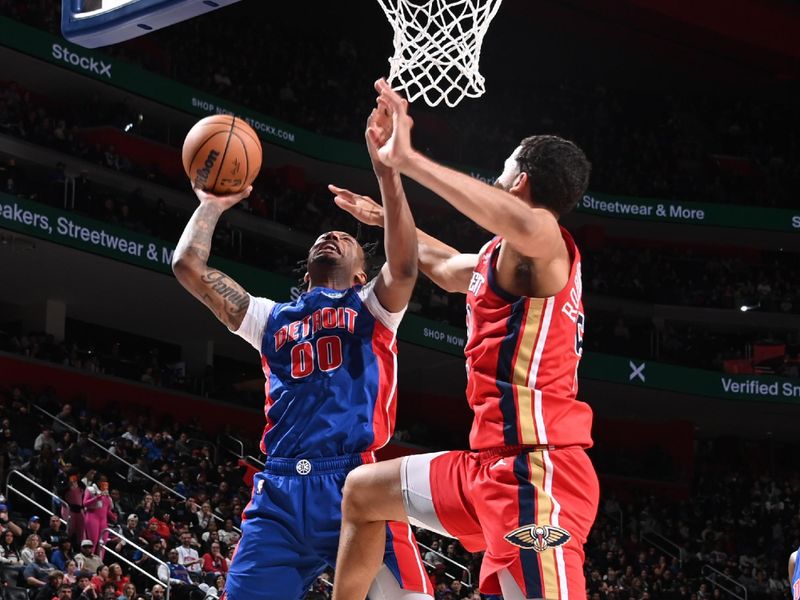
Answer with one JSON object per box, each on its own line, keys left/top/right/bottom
{"left": 148, "top": 511, "right": 171, "bottom": 542}
{"left": 172, "top": 497, "right": 198, "bottom": 527}
{"left": 75, "top": 539, "right": 102, "bottom": 574}
{"left": 200, "top": 541, "right": 227, "bottom": 583}
{"left": 91, "top": 564, "right": 109, "bottom": 594}
{"left": 53, "top": 404, "right": 76, "bottom": 435}
{"left": 74, "top": 573, "right": 98, "bottom": 600}
{"left": 23, "top": 546, "right": 57, "bottom": 588}
{"left": 216, "top": 518, "right": 238, "bottom": 547}
{"left": 20, "top": 533, "right": 40, "bottom": 564}
{"left": 213, "top": 574, "right": 225, "bottom": 597}
{"left": 195, "top": 502, "right": 213, "bottom": 531}
{"left": 134, "top": 495, "right": 154, "bottom": 523}
{"left": 50, "top": 539, "right": 73, "bottom": 570}
{"left": 120, "top": 514, "right": 141, "bottom": 542}
{"left": 27, "top": 446, "right": 59, "bottom": 497}
{"left": 150, "top": 584, "right": 166, "bottom": 600}
{"left": 0, "top": 529, "right": 23, "bottom": 568}
{"left": 0, "top": 503, "right": 22, "bottom": 536}
{"left": 62, "top": 473, "right": 85, "bottom": 547}
{"left": 108, "top": 488, "right": 127, "bottom": 521}
{"left": 117, "top": 582, "right": 137, "bottom": 600}
{"left": 63, "top": 560, "right": 79, "bottom": 586}
{"left": 34, "top": 570, "right": 65, "bottom": 600}
{"left": 101, "top": 581, "right": 118, "bottom": 600}
{"left": 23, "top": 515, "right": 42, "bottom": 540}
{"left": 423, "top": 540, "right": 440, "bottom": 565}
{"left": 83, "top": 476, "right": 115, "bottom": 555}
{"left": 34, "top": 427, "right": 57, "bottom": 452}
{"left": 158, "top": 548, "right": 203, "bottom": 600}
{"left": 131, "top": 537, "right": 161, "bottom": 587}
{"left": 199, "top": 522, "right": 219, "bottom": 550}
{"left": 139, "top": 520, "right": 161, "bottom": 547}
{"left": 176, "top": 531, "right": 201, "bottom": 578}
{"left": 107, "top": 563, "right": 129, "bottom": 595}
{"left": 42, "top": 514, "right": 68, "bottom": 549}
{"left": 57, "top": 583, "right": 74, "bottom": 600}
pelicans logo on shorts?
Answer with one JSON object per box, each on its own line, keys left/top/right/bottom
{"left": 504, "top": 524, "right": 571, "bottom": 552}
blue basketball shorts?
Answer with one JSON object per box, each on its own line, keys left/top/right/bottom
{"left": 224, "top": 453, "right": 432, "bottom": 600}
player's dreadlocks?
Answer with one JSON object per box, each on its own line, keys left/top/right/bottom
{"left": 292, "top": 229, "right": 381, "bottom": 286}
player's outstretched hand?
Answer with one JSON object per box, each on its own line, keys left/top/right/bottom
{"left": 193, "top": 185, "right": 252, "bottom": 211}
{"left": 373, "top": 78, "right": 414, "bottom": 170}
{"left": 328, "top": 184, "right": 384, "bottom": 227}
{"left": 365, "top": 106, "right": 393, "bottom": 178}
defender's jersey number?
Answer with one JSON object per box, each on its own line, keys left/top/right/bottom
{"left": 290, "top": 336, "right": 343, "bottom": 378}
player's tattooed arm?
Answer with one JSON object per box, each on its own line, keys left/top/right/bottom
{"left": 172, "top": 190, "right": 252, "bottom": 331}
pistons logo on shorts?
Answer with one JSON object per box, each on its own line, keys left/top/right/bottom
{"left": 504, "top": 524, "right": 571, "bottom": 552}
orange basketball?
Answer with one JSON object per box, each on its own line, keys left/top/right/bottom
{"left": 182, "top": 115, "right": 262, "bottom": 195}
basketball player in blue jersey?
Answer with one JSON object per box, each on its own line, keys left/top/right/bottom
{"left": 171, "top": 107, "right": 434, "bottom": 600}
{"left": 790, "top": 549, "right": 800, "bottom": 600}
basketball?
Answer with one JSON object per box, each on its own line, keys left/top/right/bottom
{"left": 181, "top": 115, "right": 262, "bottom": 195}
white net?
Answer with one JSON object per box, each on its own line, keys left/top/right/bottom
{"left": 377, "top": 0, "right": 503, "bottom": 108}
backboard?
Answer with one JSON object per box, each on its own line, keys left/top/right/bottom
{"left": 61, "top": 0, "right": 243, "bottom": 48}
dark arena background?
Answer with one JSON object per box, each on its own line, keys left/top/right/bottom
{"left": 0, "top": 1, "right": 799, "bottom": 599}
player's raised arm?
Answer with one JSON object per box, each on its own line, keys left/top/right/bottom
{"left": 171, "top": 187, "right": 253, "bottom": 331}
{"left": 372, "top": 78, "right": 566, "bottom": 262}
{"left": 334, "top": 106, "right": 418, "bottom": 313}
{"left": 329, "top": 188, "right": 478, "bottom": 294}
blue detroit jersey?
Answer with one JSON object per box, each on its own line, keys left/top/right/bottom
{"left": 793, "top": 547, "right": 800, "bottom": 600}
{"left": 234, "top": 281, "right": 402, "bottom": 458}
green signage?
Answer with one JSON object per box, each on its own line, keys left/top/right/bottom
{"left": 0, "top": 17, "right": 371, "bottom": 169}
{"left": 580, "top": 352, "right": 800, "bottom": 403}
{"left": 1, "top": 17, "right": 798, "bottom": 233}
{"left": 0, "top": 193, "right": 469, "bottom": 356}
{"left": 577, "top": 192, "right": 800, "bottom": 233}
{"left": 3, "top": 194, "right": 797, "bottom": 398}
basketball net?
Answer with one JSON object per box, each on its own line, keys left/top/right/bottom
{"left": 377, "top": 0, "right": 503, "bottom": 108}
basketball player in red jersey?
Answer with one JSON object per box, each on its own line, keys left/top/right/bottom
{"left": 329, "top": 79, "right": 597, "bottom": 600}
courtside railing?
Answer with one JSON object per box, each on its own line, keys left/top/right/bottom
{"left": 5, "top": 470, "right": 68, "bottom": 526}
{"left": 221, "top": 434, "right": 245, "bottom": 459}
{"left": 701, "top": 564, "right": 747, "bottom": 600}
{"left": 417, "top": 541, "right": 472, "bottom": 588}
{"left": 31, "top": 403, "right": 240, "bottom": 533}
{"left": 641, "top": 525, "right": 685, "bottom": 567}
{"left": 31, "top": 403, "right": 185, "bottom": 501}
{"left": 100, "top": 527, "right": 170, "bottom": 600}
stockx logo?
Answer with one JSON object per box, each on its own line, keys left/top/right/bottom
{"left": 51, "top": 44, "right": 113, "bottom": 78}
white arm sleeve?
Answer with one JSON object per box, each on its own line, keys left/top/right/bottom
{"left": 358, "top": 278, "right": 406, "bottom": 332}
{"left": 230, "top": 295, "right": 275, "bottom": 351}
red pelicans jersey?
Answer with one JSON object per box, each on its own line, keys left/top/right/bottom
{"left": 464, "top": 229, "right": 593, "bottom": 450}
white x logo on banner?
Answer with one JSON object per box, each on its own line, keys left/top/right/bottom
{"left": 629, "top": 361, "right": 646, "bottom": 382}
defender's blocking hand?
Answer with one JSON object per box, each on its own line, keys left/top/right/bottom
{"left": 373, "top": 78, "right": 415, "bottom": 170}
{"left": 328, "top": 185, "right": 384, "bottom": 227}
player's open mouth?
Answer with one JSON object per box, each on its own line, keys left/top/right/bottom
{"left": 317, "top": 242, "right": 341, "bottom": 255}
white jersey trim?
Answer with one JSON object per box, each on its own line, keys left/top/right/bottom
{"left": 530, "top": 297, "right": 554, "bottom": 444}
{"left": 230, "top": 295, "right": 275, "bottom": 351}
{"left": 358, "top": 278, "right": 406, "bottom": 332}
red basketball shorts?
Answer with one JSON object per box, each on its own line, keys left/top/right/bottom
{"left": 400, "top": 446, "right": 599, "bottom": 599}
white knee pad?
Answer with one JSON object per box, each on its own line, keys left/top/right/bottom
{"left": 399, "top": 452, "right": 454, "bottom": 538}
